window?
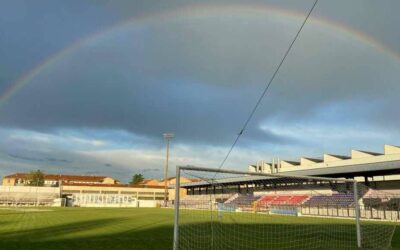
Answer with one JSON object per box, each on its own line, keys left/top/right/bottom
{"left": 82, "top": 190, "right": 100, "bottom": 194}
{"left": 102, "top": 191, "right": 118, "bottom": 194}
{"left": 138, "top": 197, "right": 155, "bottom": 200}
{"left": 138, "top": 192, "right": 154, "bottom": 195}
{"left": 121, "top": 191, "right": 137, "bottom": 195}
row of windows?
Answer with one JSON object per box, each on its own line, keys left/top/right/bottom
{"left": 120, "top": 191, "right": 136, "bottom": 195}
{"left": 66, "top": 190, "right": 164, "bottom": 195}
{"left": 82, "top": 190, "right": 100, "bottom": 194}
{"left": 71, "top": 194, "right": 162, "bottom": 203}
{"left": 138, "top": 192, "right": 155, "bottom": 195}
{"left": 72, "top": 194, "right": 135, "bottom": 204}
{"left": 138, "top": 197, "right": 159, "bottom": 200}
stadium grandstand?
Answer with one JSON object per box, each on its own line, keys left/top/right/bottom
{"left": 0, "top": 186, "right": 62, "bottom": 207}
{"left": 176, "top": 144, "right": 400, "bottom": 222}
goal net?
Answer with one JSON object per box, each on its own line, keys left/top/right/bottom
{"left": 173, "top": 166, "right": 396, "bottom": 250}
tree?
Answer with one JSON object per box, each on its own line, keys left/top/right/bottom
{"left": 130, "top": 174, "right": 144, "bottom": 185}
{"left": 28, "top": 170, "right": 45, "bottom": 186}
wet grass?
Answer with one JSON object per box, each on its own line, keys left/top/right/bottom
{"left": 0, "top": 208, "right": 398, "bottom": 250}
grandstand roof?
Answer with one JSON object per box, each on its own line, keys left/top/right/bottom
{"left": 180, "top": 159, "right": 400, "bottom": 188}
{"left": 281, "top": 160, "right": 300, "bottom": 165}
{"left": 355, "top": 150, "right": 383, "bottom": 156}
{"left": 325, "top": 154, "right": 351, "bottom": 160}
{"left": 302, "top": 157, "right": 323, "bottom": 162}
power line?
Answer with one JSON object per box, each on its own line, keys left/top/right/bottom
{"left": 217, "top": 0, "right": 319, "bottom": 171}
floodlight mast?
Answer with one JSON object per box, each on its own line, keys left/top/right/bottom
{"left": 163, "top": 133, "right": 174, "bottom": 207}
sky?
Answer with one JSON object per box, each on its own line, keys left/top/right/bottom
{"left": 0, "top": 0, "right": 399, "bottom": 182}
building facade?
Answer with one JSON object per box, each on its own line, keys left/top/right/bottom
{"left": 2, "top": 173, "right": 120, "bottom": 187}
{"left": 0, "top": 172, "right": 166, "bottom": 207}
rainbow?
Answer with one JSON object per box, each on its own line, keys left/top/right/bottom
{"left": 1, "top": 3, "right": 398, "bottom": 109}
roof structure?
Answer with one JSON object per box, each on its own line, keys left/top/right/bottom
{"left": 181, "top": 159, "right": 400, "bottom": 188}
{"left": 184, "top": 144, "right": 400, "bottom": 189}
{"left": 325, "top": 154, "right": 351, "bottom": 160}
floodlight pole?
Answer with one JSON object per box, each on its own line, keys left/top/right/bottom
{"left": 163, "top": 133, "right": 174, "bottom": 207}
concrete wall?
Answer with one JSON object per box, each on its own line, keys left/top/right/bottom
{"left": 300, "top": 206, "right": 400, "bottom": 221}
{"left": 323, "top": 154, "right": 349, "bottom": 163}
{"left": 72, "top": 200, "right": 158, "bottom": 208}
{"left": 351, "top": 150, "right": 379, "bottom": 159}
{"left": 168, "top": 188, "right": 187, "bottom": 201}
{"left": 280, "top": 161, "right": 300, "bottom": 169}
{"left": 102, "top": 177, "right": 117, "bottom": 184}
{"left": 2, "top": 177, "right": 15, "bottom": 186}
{"left": 137, "top": 200, "right": 158, "bottom": 208}
{"left": 385, "top": 145, "right": 400, "bottom": 155}
{"left": 62, "top": 185, "right": 164, "bottom": 200}
{"left": 248, "top": 162, "right": 274, "bottom": 174}
{"left": 300, "top": 158, "right": 322, "bottom": 167}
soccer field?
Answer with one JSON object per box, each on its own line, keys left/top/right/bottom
{"left": 0, "top": 208, "right": 398, "bottom": 250}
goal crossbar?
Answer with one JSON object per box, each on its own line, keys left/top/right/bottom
{"left": 178, "top": 165, "right": 356, "bottom": 183}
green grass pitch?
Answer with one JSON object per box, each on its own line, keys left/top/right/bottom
{"left": 0, "top": 208, "right": 399, "bottom": 250}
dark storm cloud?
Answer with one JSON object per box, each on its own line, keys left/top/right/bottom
{"left": 0, "top": 0, "right": 399, "bottom": 153}
{"left": 45, "top": 157, "right": 72, "bottom": 163}
{"left": 7, "top": 154, "right": 44, "bottom": 162}
{"left": 0, "top": 0, "right": 119, "bottom": 92}
{"left": 0, "top": 16, "right": 301, "bottom": 145}
{"left": 7, "top": 154, "right": 72, "bottom": 163}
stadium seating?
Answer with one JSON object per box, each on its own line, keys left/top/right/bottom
{"left": 257, "top": 195, "right": 276, "bottom": 205}
{"left": 272, "top": 195, "right": 292, "bottom": 204}
{"left": 180, "top": 194, "right": 233, "bottom": 209}
{"left": 225, "top": 194, "right": 260, "bottom": 207}
{"left": 0, "top": 192, "right": 59, "bottom": 206}
{"left": 303, "top": 193, "right": 354, "bottom": 207}
{"left": 287, "top": 195, "right": 309, "bottom": 204}
{"left": 257, "top": 195, "right": 309, "bottom": 206}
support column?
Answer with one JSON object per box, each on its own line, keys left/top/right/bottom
{"left": 364, "top": 176, "right": 370, "bottom": 187}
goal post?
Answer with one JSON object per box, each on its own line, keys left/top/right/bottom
{"left": 173, "top": 164, "right": 181, "bottom": 250}
{"left": 173, "top": 166, "right": 396, "bottom": 250}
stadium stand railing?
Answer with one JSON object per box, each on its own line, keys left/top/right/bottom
{"left": 0, "top": 186, "right": 61, "bottom": 207}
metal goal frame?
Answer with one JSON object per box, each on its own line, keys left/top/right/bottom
{"left": 173, "top": 165, "right": 362, "bottom": 250}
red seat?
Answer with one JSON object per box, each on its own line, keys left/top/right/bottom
{"left": 258, "top": 195, "right": 310, "bottom": 205}
{"left": 271, "top": 196, "right": 292, "bottom": 205}
{"left": 287, "top": 195, "right": 309, "bottom": 204}
{"left": 257, "top": 195, "right": 276, "bottom": 205}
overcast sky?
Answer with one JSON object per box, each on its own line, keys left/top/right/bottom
{"left": 0, "top": 0, "right": 399, "bottom": 182}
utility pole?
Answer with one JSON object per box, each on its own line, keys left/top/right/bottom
{"left": 163, "top": 133, "right": 174, "bottom": 207}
